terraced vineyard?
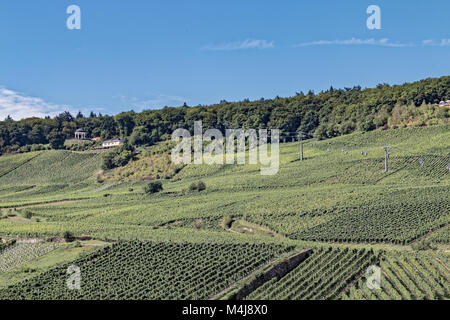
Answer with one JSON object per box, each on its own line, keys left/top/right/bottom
{"left": 245, "top": 247, "right": 377, "bottom": 300}
{"left": 0, "top": 152, "right": 42, "bottom": 178}
{"left": 343, "top": 252, "right": 450, "bottom": 300}
{"left": 0, "top": 241, "right": 293, "bottom": 300}
{"left": 425, "top": 225, "right": 450, "bottom": 244}
{"left": 0, "top": 242, "right": 61, "bottom": 272}
{"left": 0, "top": 150, "right": 103, "bottom": 186}
{"left": 0, "top": 125, "right": 448, "bottom": 300}
{"left": 294, "top": 188, "right": 450, "bottom": 244}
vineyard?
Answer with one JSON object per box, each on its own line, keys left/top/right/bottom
{"left": 244, "top": 249, "right": 449, "bottom": 300}
{"left": 0, "top": 241, "right": 293, "bottom": 300}
{"left": 0, "top": 125, "right": 448, "bottom": 300}
{"left": 0, "top": 151, "right": 42, "bottom": 178}
{"left": 245, "top": 247, "right": 377, "bottom": 300}
{"left": 0, "top": 150, "right": 102, "bottom": 186}
{"left": 0, "top": 242, "right": 61, "bottom": 272}
{"left": 343, "top": 252, "right": 450, "bottom": 300}
{"left": 293, "top": 187, "right": 450, "bottom": 244}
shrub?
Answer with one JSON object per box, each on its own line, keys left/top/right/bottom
{"left": 21, "top": 210, "right": 33, "bottom": 219}
{"left": 30, "top": 144, "right": 45, "bottom": 152}
{"left": 96, "top": 175, "right": 104, "bottom": 184}
{"left": 197, "top": 181, "right": 206, "bottom": 191}
{"left": 194, "top": 219, "right": 204, "bottom": 229}
{"left": 7, "top": 209, "right": 16, "bottom": 217}
{"left": 101, "top": 144, "right": 135, "bottom": 170}
{"left": 21, "top": 267, "right": 37, "bottom": 273}
{"left": 411, "top": 239, "right": 436, "bottom": 251}
{"left": 63, "top": 231, "right": 74, "bottom": 242}
{"left": 223, "top": 215, "right": 234, "bottom": 229}
{"left": 189, "top": 181, "right": 207, "bottom": 192}
{"left": 144, "top": 181, "right": 163, "bottom": 194}
{"left": 189, "top": 182, "right": 197, "bottom": 192}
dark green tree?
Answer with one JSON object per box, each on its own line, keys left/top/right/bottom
{"left": 144, "top": 181, "right": 163, "bottom": 194}
{"left": 47, "top": 130, "right": 65, "bottom": 149}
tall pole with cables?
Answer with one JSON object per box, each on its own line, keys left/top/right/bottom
{"left": 298, "top": 132, "right": 305, "bottom": 161}
{"left": 382, "top": 146, "right": 390, "bottom": 173}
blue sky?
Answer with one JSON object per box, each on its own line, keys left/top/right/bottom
{"left": 0, "top": 0, "right": 449, "bottom": 119}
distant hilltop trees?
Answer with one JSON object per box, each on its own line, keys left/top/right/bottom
{"left": 0, "top": 76, "right": 449, "bottom": 154}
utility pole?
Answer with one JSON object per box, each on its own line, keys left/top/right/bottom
{"left": 382, "top": 146, "right": 390, "bottom": 173}
{"left": 298, "top": 132, "right": 305, "bottom": 161}
{"left": 222, "top": 121, "right": 228, "bottom": 133}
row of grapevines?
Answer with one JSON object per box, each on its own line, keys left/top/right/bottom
{"left": 245, "top": 247, "right": 376, "bottom": 300}
{"left": 295, "top": 196, "right": 450, "bottom": 244}
{"left": 343, "top": 251, "right": 449, "bottom": 300}
{"left": 0, "top": 241, "right": 293, "bottom": 300}
{"left": 0, "top": 242, "right": 60, "bottom": 272}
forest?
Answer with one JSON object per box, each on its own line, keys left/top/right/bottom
{"left": 0, "top": 76, "right": 449, "bottom": 154}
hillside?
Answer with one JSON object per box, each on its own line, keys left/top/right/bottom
{"left": 0, "top": 150, "right": 102, "bottom": 186}
{"left": 0, "top": 76, "right": 449, "bottom": 156}
{"left": 0, "top": 125, "right": 448, "bottom": 300}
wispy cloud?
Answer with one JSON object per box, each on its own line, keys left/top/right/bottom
{"left": 114, "top": 94, "right": 187, "bottom": 111}
{"left": 202, "top": 39, "right": 274, "bottom": 51}
{"left": 0, "top": 87, "right": 73, "bottom": 120}
{"left": 422, "top": 39, "right": 450, "bottom": 46}
{"left": 295, "top": 38, "right": 411, "bottom": 48}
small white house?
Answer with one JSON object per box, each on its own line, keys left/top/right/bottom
{"left": 439, "top": 100, "right": 450, "bottom": 107}
{"left": 102, "top": 138, "right": 124, "bottom": 148}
